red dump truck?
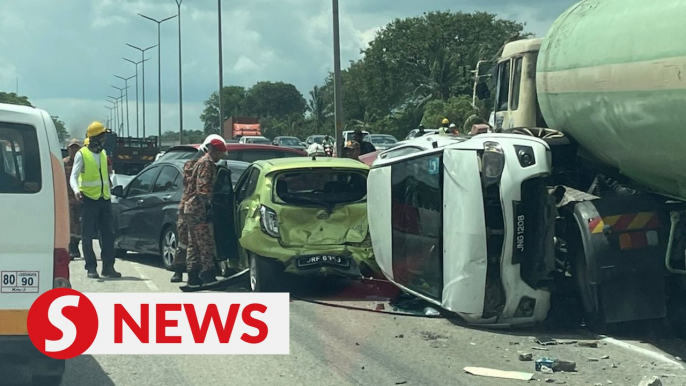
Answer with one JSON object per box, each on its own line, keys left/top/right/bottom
{"left": 222, "top": 116, "right": 261, "bottom": 140}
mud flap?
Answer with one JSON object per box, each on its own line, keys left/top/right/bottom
{"left": 571, "top": 196, "right": 668, "bottom": 323}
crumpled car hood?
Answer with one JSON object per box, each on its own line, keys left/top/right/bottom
{"left": 276, "top": 202, "right": 368, "bottom": 246}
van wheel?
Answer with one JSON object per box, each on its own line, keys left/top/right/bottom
{"left": 249, "top": 253, "right": 282, "bottom": 292}
{"left": 160, "top": 225, "right": 177, "bottom": 271}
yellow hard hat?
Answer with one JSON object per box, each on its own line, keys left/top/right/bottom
{"left": 442, "top": 118, "right": 450, "bottom": 125}
{"left": 86, "top": 121, "right": 110, "bottom": 138}
{"left": 83, "top": 137, "right": 90, "bottom": 146}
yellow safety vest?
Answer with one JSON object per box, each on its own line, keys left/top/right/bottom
{"left": 78, "top": 147, "right": 110, "bottom": 200}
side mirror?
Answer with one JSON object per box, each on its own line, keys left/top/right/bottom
{"left": 476, "top": 82, "right": 491, "bottom": 100}
{"left": 112, "top": 185, "right": 124, "bottom": 197}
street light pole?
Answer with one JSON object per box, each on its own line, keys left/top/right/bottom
{"left": 218, "top": 0, "right": 224, "bottom": 134}
{"left": 115, "top": 75, "right": 135, "bottom": 137}
{"left": 111, "top": 86, "right": 127, "bottom": 137}
{"left": 138, "top": 13, "right": 177, "bottom": 147}
{"left": 126, "top": 43, "right": 157, "bottom": 138}
{"left": 176, "top": 0, "right": 184, "bottom": 143}
{"left": 332, "top": 0, "right": 345, "bottom": 157}
{"left": 107, "top": 95, "right": 124, "bottom": 135}
{"left": 123, "top": 57, "right": 150, "bottom": 137}
{"left": 107, "top": 96, "right": 120, "bottom": 135}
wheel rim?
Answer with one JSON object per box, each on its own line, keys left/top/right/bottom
{"left": 250, "top": 255, "right": 257, "bottom": 291}
{"left": 163, "top": 230, "right": 177, "bottom": 267}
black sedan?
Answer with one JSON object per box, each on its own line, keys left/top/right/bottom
{"left": 272, "top": 136, "right": 306, "bottom": 151}
{"left": 110, "top": 159, "right": 250, "bottom": 269}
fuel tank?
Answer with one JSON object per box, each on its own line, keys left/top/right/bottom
{"left": 536, "top": 0, "right": 686, "bottom": 200}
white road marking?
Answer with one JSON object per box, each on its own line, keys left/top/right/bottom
{"left": 130, "top": 262, "right": 160, "bottom": 292}
{"left": 602, "top": 337, "right": 684, "bottom": 369}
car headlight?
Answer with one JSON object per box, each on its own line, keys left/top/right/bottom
{"left": 481, "top": 141, "right": 504, "bottom": 188}
{"left": 259, "top": 205, "right": 280, "bottom": 237}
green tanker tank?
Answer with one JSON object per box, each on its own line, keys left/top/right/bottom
{"left": 536, "top": 0, "right": 686, "bottom": 200}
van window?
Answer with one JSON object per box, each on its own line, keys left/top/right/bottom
{"left": 511, "top": 57, "right": 523, "bottom": 111}
{"left": 0, "top": 122, "right": 41, "bottom": 194}
{"left": 390, "top": 153, "right": 442, "bottom": 300}
{"left": 495, "top": 59, "right": 511, "bottom": 112}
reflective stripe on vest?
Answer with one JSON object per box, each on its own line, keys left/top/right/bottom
{"left": 78, "top": 147, "right": 110, "bottom": 200}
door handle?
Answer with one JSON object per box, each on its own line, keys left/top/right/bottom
{"left": 162, "top": 195, "right": 172, "bottom": 201}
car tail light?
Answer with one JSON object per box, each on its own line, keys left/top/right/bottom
{"left": 54, "top": 248, "right": 71, "bottom": 288}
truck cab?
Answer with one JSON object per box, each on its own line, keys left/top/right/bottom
{"left": 367, "top": 133, "right": 556, "bottom": 326}
{"left": 487, "top": 38, "right": 546, "bottom": 132}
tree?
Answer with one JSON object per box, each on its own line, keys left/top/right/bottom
{"left": 0, "top": 92, "right": 32, "bottom": 107}
{"left": 421, "top": 95, "right": 476, "bottom": 133}
{"left": 243, "top": 81, "right": 306, "bottom": 119}
{"left": 199, "top": 86, "right": 246, "bottom": 135}
{"left": 306, "top": 85, "right": 330, "bottom": 132}
{"left": 51, "top": 116, "right": 70, "bottom": 143}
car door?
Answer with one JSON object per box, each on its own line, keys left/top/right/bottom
{"left": 233, "top": 166, "right": 261, "bottom": 263}
{"left": 140, "top": 165, "right": 182, "bottom": 253}
{"left": 114, "top": 166, "right": 160, "bottom": 250}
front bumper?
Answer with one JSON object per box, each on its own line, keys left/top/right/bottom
{"left": 239, "top": 228, "right": 380, "bottom": 277}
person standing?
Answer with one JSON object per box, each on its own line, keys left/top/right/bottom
{"left": 170, "top": 134, "right": 224, "bottom": 283}
{"left": 185, "top": 138, "right": 227, "bottom": 285}
{"left": 342, "top": 140, "right": 362, "bottom": 160}
{"left": 63, "top": 139, "right": 83, "bottom": 260}
{"left": 438, "top": 118, "right": 450, "bottom": 134}
{"left": 353, "top": 129, "right": 376, "bottom": 155}
{"left": 416, "top": 125, "right": 427, "bottom": 137}
{"left": 70, "top": 122, "right": 121, "bottom": 279}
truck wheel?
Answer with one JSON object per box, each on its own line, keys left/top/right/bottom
{"left": 249, "top": 253, "right": 282, "bottom": 292}
{"left": 571, "top": 243, "right": 608, "bottom": 333}
{"left": 160, "top": 225, "right": 177, "bottom": 271}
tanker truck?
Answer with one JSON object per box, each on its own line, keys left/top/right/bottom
{"left": 471, "top": 0, "right": 686, "bottom": 333}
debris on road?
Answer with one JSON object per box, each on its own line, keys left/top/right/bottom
{"left": 423, "top": 307, "right": 440, "bottom": 316}
{"left": 536, "top": 358, "right": 556, "bottom": 371}
{"left": 545, "top": 379, "right": 555, "bottom": 383}
{"left": 533, "top": 347, "right": 550, "bottom": 351}
{"left": 540, "top": 365, "right": 554, "bottom": 374}
{"left": 395, "top": 334, "right": 404, "bottom": 338}
{"left": 463, "top": 366, "right": 534, "bottom": 381}
{"left": 518, "top": 351, "right": 533, "bottom": 361}
{"left": 420, "top": 331, "right": 447, "bottom": 341}
{"left": 395, "top": 382, "right": 407, "bottom": 385}
{"left": 375, "top": 303, "right": 385, "bottom": 311}
{"left": 552, "top": 360, "right": 577, "bottom": 372}
{"left": 601, "top": 355, "right": 610, "bottom": 359}
{"left": 577, "top": 340, "right": 599, "bottom": 348}
{"left": 638, "top": 376, "right": 662, "bottom": 386}
{"left": 556, "top": 339, "right": 578, "bottom": 345}
{"left": 535, "top": 337, "right": 558, "bottom": 346}
{"left": 589, "top": 357, "right": 600, "bottom": 362}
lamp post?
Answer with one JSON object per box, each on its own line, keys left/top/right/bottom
{"left": 332, "top": 0, "right": 344, "bottom": 157}
{"left": 105, "top": 105, "right": 115, "bottom": 131}
{"left": 217, "top": 0, "right": 224, "bottom": 134}
{"left": 126, "top": 43, "right": 157, "bottom": 138}
{"left": 106, "top": 96, "right": 121, "bottom": 135}
{"left": 138, "top": 13, "right": 177, "bottom": 147}
{"left": 123, "top": 57, "right": 150, "bottom": 137}
{"left": 175, "top": 0, "right": 184, "bottom": 143}
{"left": 115, "top": 74, "right": 135, "bottom": 137}
{"left": 111, "top": 85, "right": 128, "bottom": 137}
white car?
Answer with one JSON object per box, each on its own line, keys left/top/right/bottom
{"left": 367, "top": 133, "right": 554, "bottom": 326}
{"left": 238, "top": 136, "right": 271, "bottom": 145}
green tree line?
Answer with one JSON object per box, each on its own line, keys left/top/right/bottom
{"left": 0, "top": 91, "right": 70, "bottom": 143}
{"left": 200, "top": 11, "right": 529, "bottom": 140}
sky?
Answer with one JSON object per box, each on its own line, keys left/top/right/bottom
{"left": 0, "top": 0, "right": 577, "bottom": 139}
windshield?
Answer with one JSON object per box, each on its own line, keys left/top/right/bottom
{"left": 273, "top": 169, "right": 367, "bottom": 206}
{"left": 279, "top": 137, "right": 301, "bottom": 146}
{"left": 371, "top": 135, "right": 397, "bottom": 145}
{"left": 247, "top": 138, "right": 271, "bottom": 144}
{"left": 309, "top": 136, "right": 325, "bottom": 144}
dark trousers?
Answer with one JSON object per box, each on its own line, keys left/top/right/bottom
{"left": 81, "top": 197, "right": 115, "bottom": 271}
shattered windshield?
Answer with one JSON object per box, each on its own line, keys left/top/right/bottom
{"left": 272, "top": 169, "right": 367, "bottom": 207}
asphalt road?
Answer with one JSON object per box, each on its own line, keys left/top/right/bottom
{"left": 10, "top": 246, "right": 686, "bottom": 386}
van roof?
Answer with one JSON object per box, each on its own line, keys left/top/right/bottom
{"left": 0, "top": 102, "right": 38, "bottom": 117}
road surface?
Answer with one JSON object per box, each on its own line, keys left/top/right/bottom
{"left": 8, "top": 248, "right": 686, "bottom": 386}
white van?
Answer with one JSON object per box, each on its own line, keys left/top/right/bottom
{"left": 0, "top": 103, "right": 71, "bottom": 385}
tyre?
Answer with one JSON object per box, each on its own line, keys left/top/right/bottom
{"left": 249, "top": 253, "right": 282, "bottom": 292}
{"left": 160, "top": 225, "right": 177, "bottom": 271}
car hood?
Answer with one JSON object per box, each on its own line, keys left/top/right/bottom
{"left": 276, "top": 202, "right": 369, "bottom": 246}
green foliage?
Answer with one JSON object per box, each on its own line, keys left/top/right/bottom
{"left": 421, "top": 96, "right": 478, "bottom": 133}
{"left": 51, "top": 116, "right": 70, "bottom": 143}
{"left": 0, "top": 92, "right": 32, "bottom": 107}
{"left": 243, "top": 81, "right": 306, "bottom": 118}
{"left": 199, "top": 86, "right": 247, "bottom": 135}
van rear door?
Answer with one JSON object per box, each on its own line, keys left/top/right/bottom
{"left": 0, "top": 107, "right": 59, "bottom": 335}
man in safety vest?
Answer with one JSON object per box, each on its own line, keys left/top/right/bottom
{"left": 69, "top": 121, "right": 121, "bottom": 279}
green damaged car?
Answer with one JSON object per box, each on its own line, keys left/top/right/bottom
{"left": 233, "top": 157, "right": 379, "bottom": 291}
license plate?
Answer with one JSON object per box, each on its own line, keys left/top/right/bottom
{"left": 296, "top": 255, "right": 350, "bottom": 268}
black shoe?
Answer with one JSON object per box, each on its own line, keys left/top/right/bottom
{"left": 170, "top": 272, "right": 183, "bottom": 283}
{"left": 199, "top": 270, "right": 218, "bottom": 285}
{"left": 101, "top": 268, "right": 122, "bottom": 278}
{"left": 187, "top": 271, "right": 202, "bottom": 286}
{"left": 87, "top": 269, "right": 99, "bottom": 279}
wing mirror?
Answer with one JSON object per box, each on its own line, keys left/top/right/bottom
{"left": 112, "top": 185, "right": 124, "bottom": 197}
